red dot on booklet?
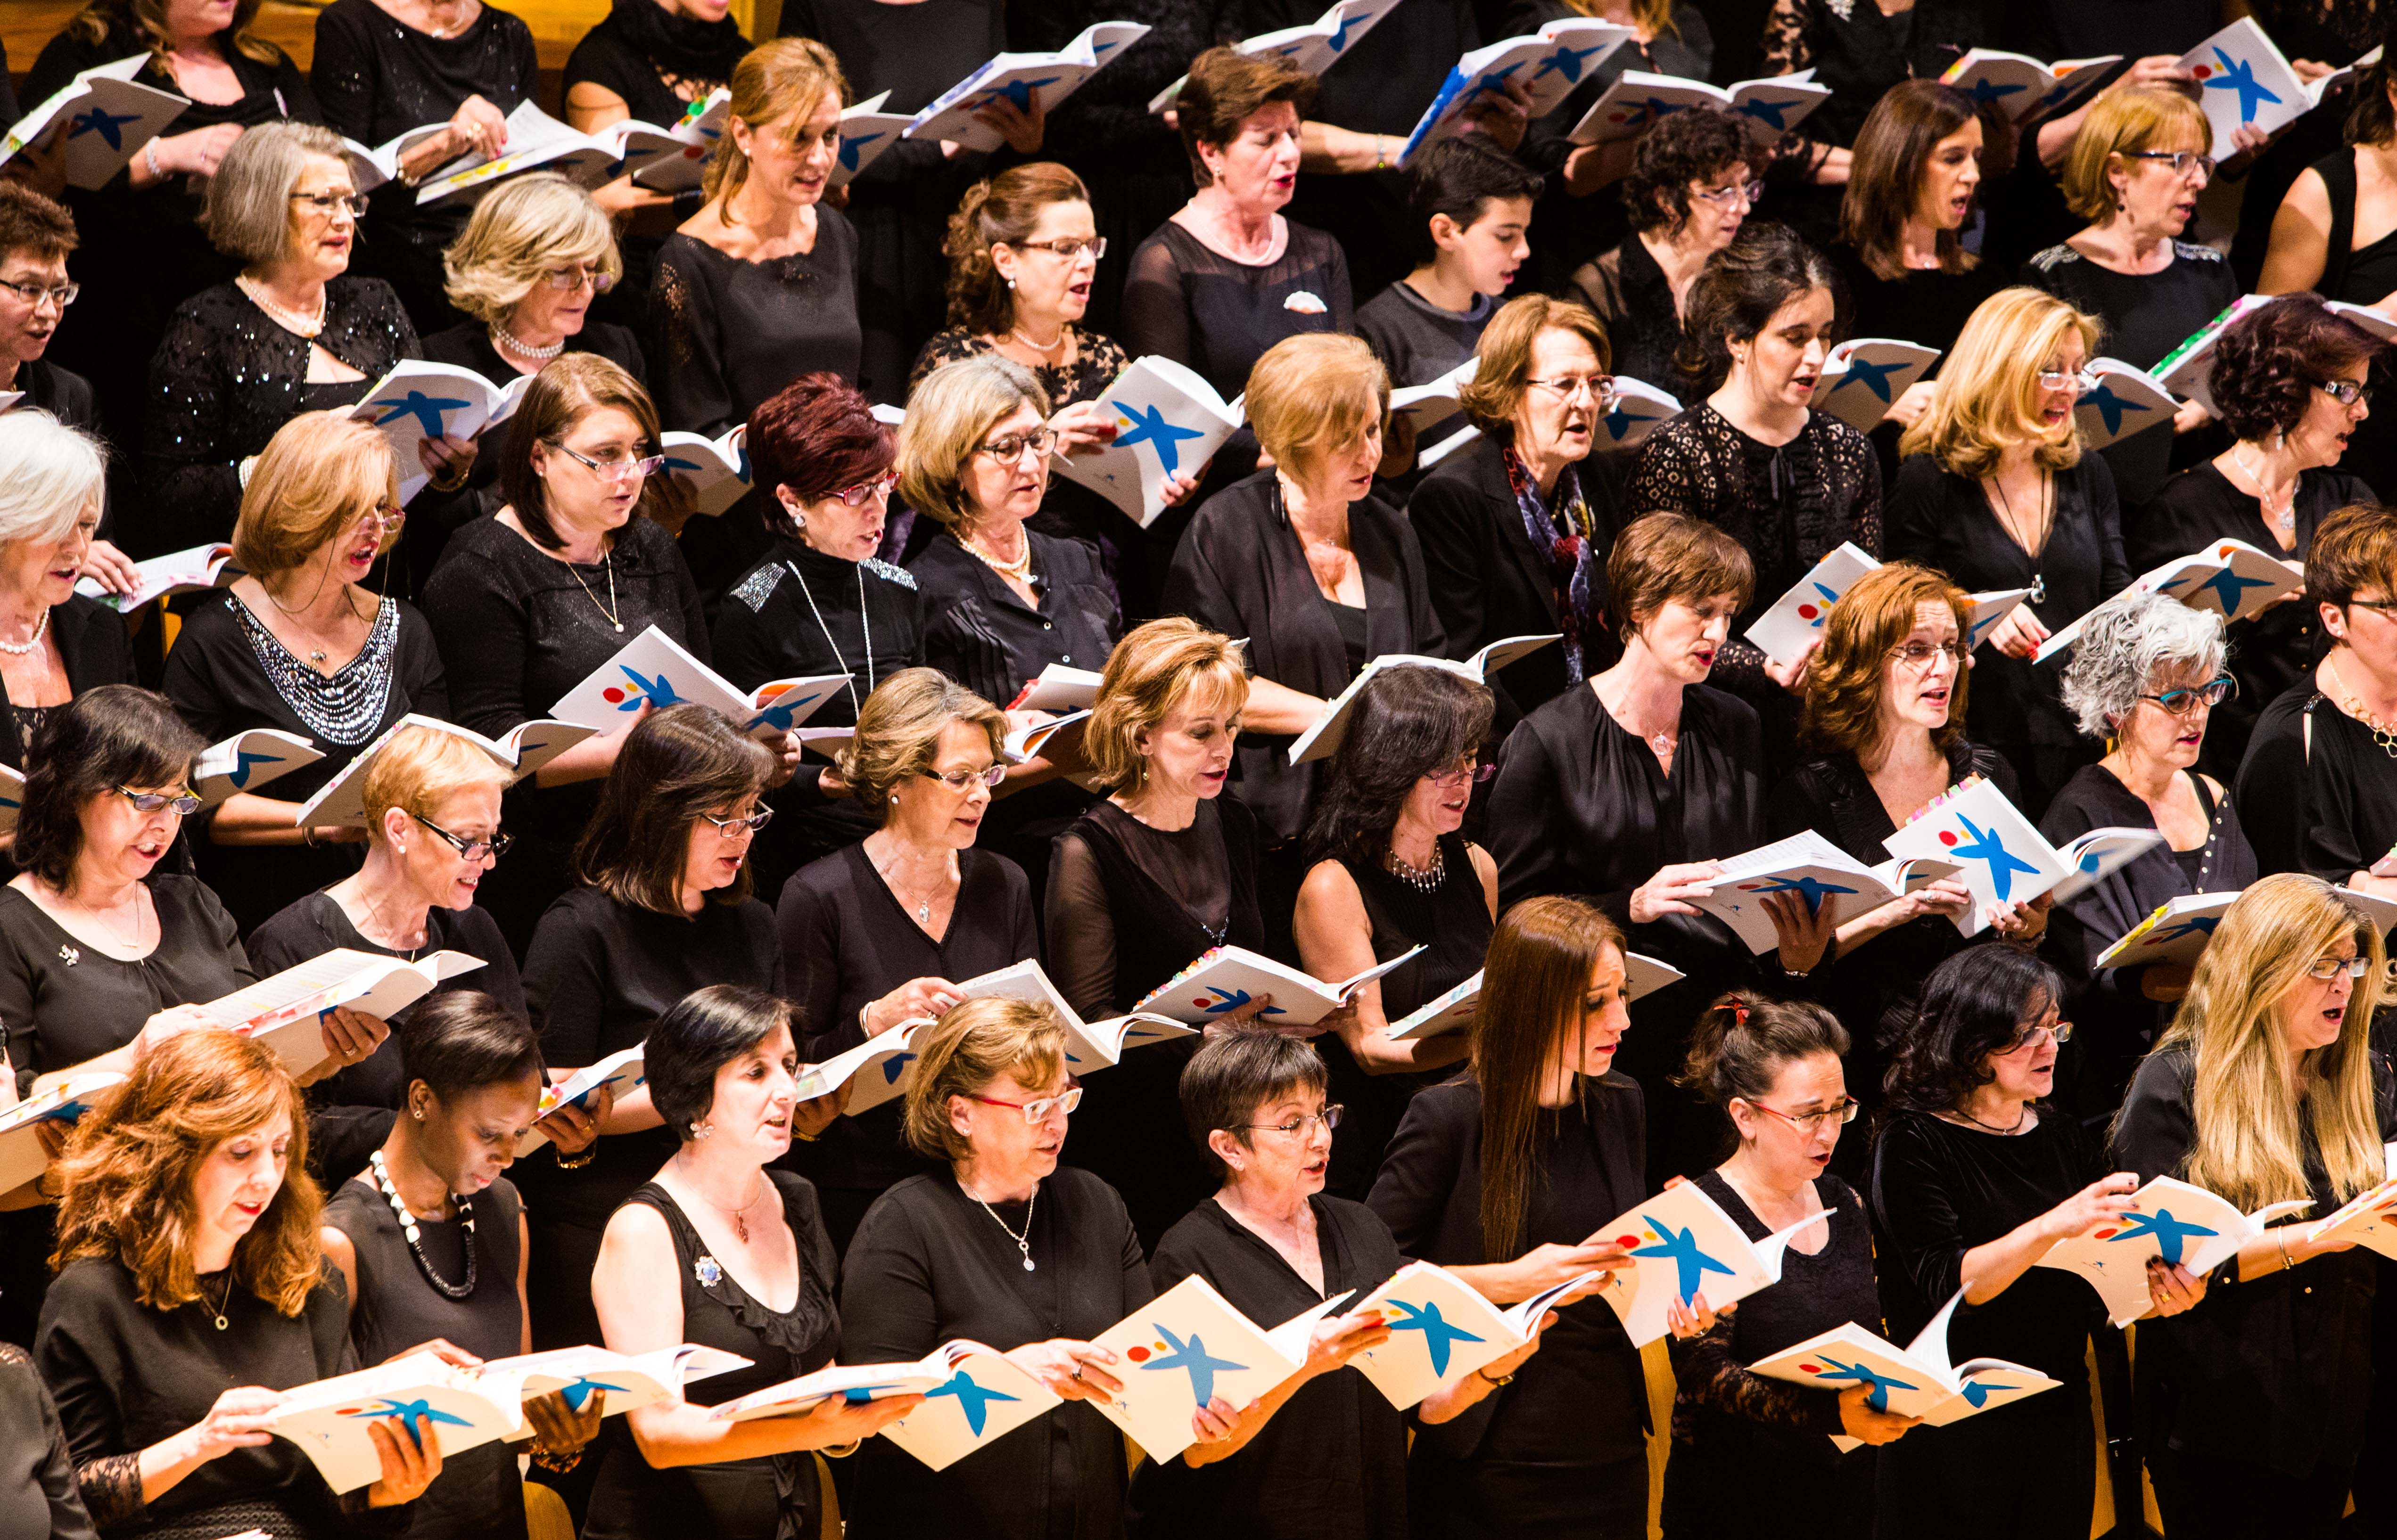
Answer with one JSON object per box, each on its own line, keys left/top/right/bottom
{"left": 1796, "top": 604, "right": 1819, "bottom": 620}
{"left": 2192, "top": 64, "right": 2213, "bottom": 78}
{"left": 1799, "top": 1364, "right": 1821, "bottom": 1374}
{"left": 1616, "top": 1234, "right": 1639, "bottom": 1248}
{"left": 1938, "top": 831, "right": 1958, "bottom": 846}
{"left": 602, "top": 687, "right": 626, "bottom": 704}
{"left": 1127, "top": 1346, "right": 1150, "bottom": 1362}
{"left": 2094, "top": 1228, "right": 2118, "bottom": 1239}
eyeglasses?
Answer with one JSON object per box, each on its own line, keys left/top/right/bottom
{"left": 976, "top": 428, "right": 1058, "bottom": 462}
{"left": 2318, "top": 378, "right": 2374, "bottom": 410}
{"left": 289, "top": 191, "right": 368, "bottom": 218}
{"left": 1690, "top": 180, "right": 1763, "bottom": 209}
{"left": 1006, "top": 236, "right": 1107, "bottom": 262}
{"left": 1889, "top": 639, "right": 1968, "bottom": 670}
{"left": 553, "top": 441, "right": 667, "bottom": 482}
{"left": 2139, "top": 675, "right": 2236, "bottom": 714}
{"left": 701, "top": 807, "right": 774, "bottom": 837}
{"left": 408, "top": 810, "right": 511, "bottom": 862}
{"left": 2125, "top": 149, "right": 2216, "bottom": 181}
{"left": 1746, "top": 1096, "right": 1859, "bottom": 1133}
{"left": 0, "top": 277, "right": 77, "bottom": 310}
{"left": 1233, "top": 1104, "right": 1345, "bottom": 1138}
{"left": 115, "top": 786, "right": 200, "bottom": 816}
{"left": 1428, "top": 757, "right": 1496, "bottom": 788}
{"left": 924, "top": 763, "right": 1007, "bottom": 792}
{"left": 833, "top": 471, "right": 900, "bottom": 508}
{"left": 348, "top": 503, "right": 405, "bottom": 543}
{"left": 2036, "top": 369, "right": 2093, "bottom": 396}
{"left": 2000, "top": 1020, "right": 2074, "bottom": 1053}
{"left": 542, "top": 264, "right": 617, "bottom": 293}
{"left": 967, "top": 1085, "right": 1083, "bottom": 1122}
{"left": 1526, "top": 375, "right": 1617, "bottom": 406}
{"left": 2307, "top": 955, "right": 2372, "bottom": 980}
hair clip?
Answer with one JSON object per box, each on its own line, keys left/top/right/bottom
{"left": 1725, "top": 997, "right": 1749, "bottom": 1025}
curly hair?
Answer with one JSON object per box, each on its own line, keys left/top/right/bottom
{"left": 51, "top": 1030, "right": 322, "bottom": 1318}
{"left": 2208, "top": 293, "right": 2387, "bottom": 443}
{"left": 1620, "top": 106, "right": 1752, "bottom": 236}
{"left": 1303, "top": 664, "right": 1492, "bottom": 865}
{"left": 1798, "top": 562, "right": 1975, "bottom": 760}
{"left": 942, "top": 162, "right": 1091, "bottom": 335}
{"left": 1676, "top": 221, "right": 1840, "bottom": 386}
{"left": 1882, "top": 945, "right": 2063, "bottom": 1116}
{"left": 2057, "top": 589, "right": 2226, "bottom": 739}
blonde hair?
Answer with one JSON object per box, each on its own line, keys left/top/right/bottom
{"left": 442, "top": 172, "right": 621, "bottom": 325}
{"left": 1083, "top": 619, "right": 1252, "bottom": 791}
{"left": 837, "top": 668, "right": 1005, "bottom": 807}
{"left": 360, "top": 725, "right": 512, "bottom": 848}
{"left": 706, "top": 38, "right": 848, "bottom": 209}
{"left": 1558, "top": 0, "right": 1677, "bottom": 33}
{"left": 1458, "top": 294, "right": 1612, "bottom": 438}
{"left": 1899, "top": 287, "right": 2100, "bottom": 478}
{"left": 1244, "top": 333, "right": 1388, "bottom": 481}
{"left": 233, "top": 411, "right": 400, "bottom": 578}
{"left": 2148, "top": 873, "right": 2388, "bottom": 1212}
{"left": 902, "top": 998, "right": 1068, "bottom": 1161}
{"left": 2061, "top": 88, "right": 2211, "bottom": 222}
{"left": 898, "top": 354, "right": 1050, "bottom": 529}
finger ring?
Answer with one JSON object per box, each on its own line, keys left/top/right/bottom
{"left": 1071, "top": 1366, "right": 1084, "bottom": 1382}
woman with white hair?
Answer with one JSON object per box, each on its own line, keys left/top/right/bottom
{"left": 0, "top": 410, "right": 130, "bottom": 774}
{"left": 2040, "top": 590, "right": 2256, "bottom": 1117}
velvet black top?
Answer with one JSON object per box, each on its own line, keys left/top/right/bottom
{"left": 651, "top": 221, "right": 864, "bottom": 437}
{"left": 0, "top": 876, "right": 254, "bottom": 1097}
{"left": 1120, "top": 221, "right": 1354, "bottom": 402}
{"left": 907, "top": 530, "right": 1120, "bottom": 712}
{"left": 776, "top": 844, "right": 1038, "bottom": 1193}
{"left": 0, "top": 597, "right": 132, "bottom": 769}
{"left": 1131, "top": 1196, "right": 1410, "bottom": 1540}
{"left": 1162, "top": 472, "right": 1446, "bottom": 844}
{"left": 2235, "top": 681, "right": 2397, "bottom": 881}
{"left": 2113, "top": 1045, "right": 2397, "bottom": 1478}
{"left": 839, "top": 1168, "right": 1154, "bottom": 1540}
{"left": 1886, "top": 453, "right": 2131, "bottom": 752}
{"left": 0, "top": 1343, "right": 95, "bottom": 1540}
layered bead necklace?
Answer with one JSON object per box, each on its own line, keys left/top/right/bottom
{"left": 370, "top": 1149, "right": 477, "bottom": 1300}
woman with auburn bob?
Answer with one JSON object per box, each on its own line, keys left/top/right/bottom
{"left": 2114, "top": 874, "right": 2396, "bottom": 1537}
{"left": 38, "top": 1030, "right": 441, "bottom": 1538}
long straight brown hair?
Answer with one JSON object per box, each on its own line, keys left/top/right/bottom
{"left": 1472, "top": 896, "right": 1626, "bottom": 1261}
{"left": 1840, "top": 79, "right": 1982, "bottom": 282}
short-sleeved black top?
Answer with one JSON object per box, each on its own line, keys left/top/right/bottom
{"left": 1120, "top": 221, "right": 1355, "bottom": 402}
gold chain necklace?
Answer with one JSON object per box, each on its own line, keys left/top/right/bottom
{"left": 2327, "top": 654, "right": 2397, "bottom": 759}
{"left": 567, "top": 547, "right": 624, "bottom": 632}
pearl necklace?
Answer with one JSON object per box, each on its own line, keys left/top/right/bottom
{"left": 959, "top": 530, "right": 1034, "bottom": 583}
{"left": 237, "top": 275, "right": 326, "bottom": 339}
{"left": 493, "top": 323, "right": 564, "bottom": 361}
{"left": 0, "top": 608, "right": 49, "bottom": 656}
{"left": 370, "top": 1150, "right": 477, "bottom": 1300}
{"left": 1009, "top": 323, "right": 1068, "bottom": 355}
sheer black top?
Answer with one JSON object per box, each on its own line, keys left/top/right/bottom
{"left": 1047, "top": 799, "right": 1267, "bottom": 1022}
{"left": 1120, "top": 221, "right": 1354, "bottom": 401}
{"left": 652, "top": 221, "right": 864, "bottom": 437}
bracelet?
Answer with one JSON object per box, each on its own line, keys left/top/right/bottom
{"left": 300, "top": 826, "right": 320, "bottom": 849}
{"left": 860, "top": 1003, "right": 876, "bottom": 1037}
{"left": 428, "top": 462, "right": 470, "bottom": 493}
{"left": 1477, "top": 1368, "right": 1514, "bottom": 1386}
{"left": 2278, "top": 1231, "right": 2295, "bottom": 1271}
{"left": 145, "top": 139, "right": 163, "bottom": 180}
{"left": 822, "top": 1439, "right": 862, "bottom": 1458}
{"left": 553, "top": 1145, "right": 596, "bottom": 1171}
{"left": 1372, "top": 135, "right": 1391, "bottom": 172}
{"left": 529, "top": 1445, "right": 582, "bottom": 1473}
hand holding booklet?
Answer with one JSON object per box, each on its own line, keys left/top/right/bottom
{"left": 1815, "top": 339, "right": 1941, "bottom": 434}
{"left": 518, "top": 1044, "right": 647, "bottom": 1154}
{"left": 903, "top": 23, "right": 1151, "bottom": 155}
{"left": 2034, "top": 538, "right": 2306, "bottom": 664}
{"left": 1588, "top": 1179, "right": 1831, "bottom": 1347}
{"left": 1693, "top": 829, "right": 1962, "bottom": 954}
{"left": 0, "top": 56, "right": 189, "bottom": 189}
{"left": 352, "top": 362, "right": 533, "bottom": 503}
{"left": 709, "top": 1342, "right": 1058, "bottom": 1470}
{"left": 2035, "top": 1174, "right": 2309, "bottom": 1326}
{"left": 74, "top": 542, "right": 235, "bottom": 612}
{"left": 1087, "top": 1273, "right": 1350, "bottom": 1462}
{"left": 1751, "top": 1283, "right": 2060, "bottom": 1449}
{"left": 293, "top": 714, "right": 599, "bottom": 829}
{"left": 1880, "top": 775, "right": 2162, "bottom": 936}
{"left": 549, "top": 625, "right": 848, "bottom": 740}
{"left": 1049, "top": 356, "right": 1245, "bottom": 528}
{"left": 1401, "top": 22, "right": 1633, "bottom": 165}
{"left": 198, "top": 949, "right": 485, "bottom": 1075}
{"left": 1345, "top": 1261, "right": 1601, "bottom": 1408}
{"left": 0, "top": 1072, "right": 123, "bottom": 1195}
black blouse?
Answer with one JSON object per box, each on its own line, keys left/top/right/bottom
{"left": 563, "top": 0, "right": 749, "bottom": 129}
{"left": 0, "top": 597, "right": 132, "bottom": 770}
{"left": 2112, "top": 1044, "right": 2397, "bottom": 1479}
{"left": 1131, "top": 1196, "right": 1410, "bottom": 1540}
{"left": 1567, "top": 236, "right": 1710, "bottom": 406}
{"left": 838, "top": 1168, "right": 1154, "bottom": 1540}
{"left": 0, "top": 1343, "right": 96, "bottom": 1540}
{"left": 1758, "top": 0, "right": 1984, "bottom": 145}
{"left": 1120, "top": 221, "right": 1354, "bottom": 403}
{"left": 651, "top": 220, "right": 864, "bottom": 438}
{"left": 145, "top": 278, "right": 419, "bottom": 555}
{"left": 2235, "top": 681, "right": 2397, "bottom": 881}
{"left": 907, "top": 530, "right": 1120, "bottom": 712}
{"left": 1829, "top": 246, "right": 2007, "bottom": 366}
{"left": 1161, "top": 473, "right": 1446, "bottom": 845}
{"left": 776, "top": 844, "right": 1038, "bottom": 1194}
{"left": 161, "top": 590, "right": 450, "bottom": 938}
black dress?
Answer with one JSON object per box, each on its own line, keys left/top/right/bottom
{"left": 2113, "top": 1045, "right": 2397, "bottom": 1524}
{"left": 1318, "top": 834, "right": 1489, "bottom": 1201}
{"left": 419, "top": 514, "right": 708, "bottom": 952}
{"left": 0, "top": 596, "right": 132, "bottom": 768}
{"left": 25, "top": 23, "right": 318, "bottom": 478}
{"left": 1046, "top": 797, "right": 1267, "bottom": 1249}
{"left": 1483, "top": 681, "right": 1764, "bottom": 1180}
{"left": 161, "top": 590, "right": 449, "bottom": 939}
{"left": 2283, "top": 147, "right": 2397, "bottom": 502}
{"left": 2129, "top": 461, "right": 2372, "bottom": 775}
{"left": 1120, "top": 221, "right": 1355, "bottom": 407}
{"left": 2236, "top": 680, "right": 2397, "bottom": 881}
{"left": 517, "top": 885, "right": 783, "bottom": 1351}
{"left": 0, "top": 1342, "right": 97, "bottom": 1540}
{"left": 1366, "top": 1074, "right": 1650, "bottom": 1539}
{"left": 838, "top": 1167, "right": 1154, "bottom": 1540}
{"left": 311, "top": 0, "right": 540, "bottom": 333}
{"left": 37, "top": 1259, "right": 375, "bottom": 1540}
{"left": 2036, "top": 763, "right": 2254, "bottom": 1120}
{"left": 1885, "top": 453, "right": 2131, "bottom": 817}
{"left": 143, "top": 278, "right": 418, "bottom": 558}
{"left": 1129, "top": 1196, "right": 1410, "bottom": 1540}
{"left": 249, "top": 894, "right": 526, "bottom": 1188}
{"left": 1660, "top": 1170, "right": 1878, "bottom": 1538}
{"left": 1828, "top": 244, "right": 2007, "bottom": 369}
{"left": 323, "top": 1175, "right": 529, "bottom": 1540}
{"left": 1759, "top": 0, "right": 1988, "bottom": 147}
{"left": 775, "top": 844, "right": 1039, "bottom": 1251}
{"left": 584, "top": 1176, "right": 840, "bottom": 1540}
{"left": 2020, "top": 240, "right": 2240, "bottom": 507}
{"left": 1869, "top": 1109, "right": 2102, "bottom": 1540}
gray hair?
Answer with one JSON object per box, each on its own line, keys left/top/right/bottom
{"left": 2059, "top": 590, "right": 2229, "bottom": 738}
{"left": 442, "top": 172, "right": 621, "bottom": 326}
{"left": 0, "top": 410, "right": 104, "bottom": 549}
{"left": 202, "top": 122, "right": 350, "bottom": 266}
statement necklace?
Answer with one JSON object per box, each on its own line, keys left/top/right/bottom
{"left": 237, "top": 275, "right": 326, "bottom": 339}
{"left": 371, "top": 1150, "right": 478, "bottom": 1300}
{"left": 492, "top": 323, "right": 564, "bottom": 361}
{"left": 962, "top": 1177, "right": 1038, "bottom": 1271}
{"left": 2327, "top": 653, "right": 2397, "bottom": 760}
{"left": 0, "top": 608, "right": 49, "bottom": 657}
{"left": 1384, "top": 841, "right": 1445, "bottom": 892}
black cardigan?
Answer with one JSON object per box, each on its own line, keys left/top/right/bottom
{"left": 0, "top": 597, "right": 132, "bottom": 768}
{"left": 1161, "top": 470, "right": 1447, "bottom": 844}
{"left": 1406, "top": 434, "right": 1619, "bottom": 731}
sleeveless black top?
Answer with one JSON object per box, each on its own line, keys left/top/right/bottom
{"left": 1321, "top": 833, "right": 1490, "bottom": 1200}
{"left": 322, "top": 1177, "right": 527, "bottom": 1540}
{"left": 2313, "top": 147, "right": 2397, "bottom": 303}
{"left": 584, "top": 1174, "right": 840, "bottom": 1540}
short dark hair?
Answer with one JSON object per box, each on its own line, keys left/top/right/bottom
{"left": 647, "top": 985, "right": 792, "bottom": 1137}
{"left": 2309, "top": 500, "right": 2397, "bottom": 612}
{"left": 1303, "top": 665, "right": 1493, "bottom": 865}
{"left": 1607, "top": 512, "right": 1754, "bottom": 636}
{"left": 1676, "top": 221, "right": 1840, "bottom": 386}
{"left": 497, "top": 353, "right": 667, "bottom": 550}
{"left": 1180, "top": 1033, "right": 1328, "bottom": 1180}
{"left": 1402, "top": 137, "right": 1543, "bottom": 266}
{"left": 1620, "top": 107, "right": 1751, "bottom": 235}
{"left": 397, "top": 991, "right": 544, "bottom": 1103}
{"left": 573, "top": 704, "right": 773, "bottom": 916}
{"left": 747, "top": 371, "right": 894, "bottom": 530}
{"left": 0, "top": 182, "right": 78, "bottom": 265}
{"left": 16, "top": 686, "right": 203, "bottom": 892}
{"left": 2208, "top": 293, "right": 2387, "bottom": 443}
{"left": 1883, "top": 946, "right": 2063, "bottom": 1116}
{"left": 1178, "top": 47, "right": 1316, "bottom": 188}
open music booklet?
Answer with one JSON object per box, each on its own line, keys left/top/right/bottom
{"left": 1745, "top": 543, "right": 2030, "bottom": 673}
{"left": 1346, "top": 1261, "right": 1604, "bottom": 1409}
{"left": 1751, "top": 1283, "right": 2060, "bottom": 1450}
{"left": 518, "top": 1044, "right": 647, "bottom": 1155}
{"left": 1147, "top": 0, "right": 1410, "bottom": 113}
{"left": 709, "top": 1341, "right": 1059, "bottom": 1474}
{"left": 0, "top": 55, "right": 188, "bottom": 189}
{"left": 2074, "top": 358, "right": 2180, "bottom": 449}
{"left": 2036, "top": 1175, "right": 2311, "bottom": 1326}
{"left": 1134, "top": 945, "right": 1424, "bottom": 1029}
{"left": 550, "top": 624, "right": 848, "bottom": 741}
{"left": 1565, "top": 66, "right": 1827, "bottom": 146}
{"left": 2034, "top": 537, "right": 2307, "bottom": 664}
{"left": 945, "top": 958, "right": 1197, "bottom": 1074}
{"left": 1384, "top": 952, "right": 1684, "bottom": 1042}
{"left": 1403, "top": 20, "right": 1634, "bottom": 165}
{"left": 74, "top": 541, "right": 235, "bottom": 612}
{"left": 1009, "top": 664, "right": 1106, "bottom": 714}
{"left": 197, "top": 949, "right": 485, "bottom": 1075}
{"left": 1591, "top": 377, "right": 1682, "bottom": 451}
{"left": 1693, "top": 830, "right": 1962, "bottom": 953}
{"left": 2093, "top": 892, "right": 2242, "bottom": 970}
{"left": 1937, "top": 49, "right": 2119, "bottom": 122}
{"left": 831, "top": 90, "right": 913, "bottom": 190}
{"left": 0, "top": 1072, "right": 123, "bottom": 1195}
{"left": 1816, "top": 339, "right": 1941, "bottom": 434}
{"left": 2302, "top": 1173, "right": 2397, "bottom": 1261}
{"left": 293, "top": 713, "right": 599, "bottom": 829}
{"left": 904, "top": 23, "right": 1151, "bottom": 155}
{"left": 352, "top": 362, "right": 533, "bottom": 503}
{"left": 1049, "top": 356, "right": 1246, "bottom": 528}
{"left": 659, "top": 423, "right": 751, "bottom": 518}
{"left": 194, "top": 729, "right": 322, "bottom": 808}
{"left": 631, "top": 89, "right": 732, "bottom": 193}
{"left": 1589, "top": 1179, "right": 1831, "bottom": 1347}
{"left": 1287, "top": 636, "right": 1560, "bottom": 764}
{"left": 1088, "top": 1273, "right": 1347, "bottom": 1462}
{"left": 409, "top": 100, "right": 690, "bottom": 205}
{"left": 1881, "top": 776, "right": 2163, "bottom": 937}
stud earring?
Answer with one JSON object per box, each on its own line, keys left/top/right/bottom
{"left": 692, "top": 1120, "right": 713, "bottom": 1139}
{"left": 1006, "top": 276, "right": 1017, "bottom": 290}
{"left": 890, "top": 793, "right": 900, "bottom": 805}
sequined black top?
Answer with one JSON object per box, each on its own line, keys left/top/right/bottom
{"left": 144, "top": 277, "right": 420, "bottom": 556}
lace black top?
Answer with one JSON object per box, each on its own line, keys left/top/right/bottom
{"left": 1567, "top": 237, "right": 1710, "bottom": 406}
{"left": 1120, "top": 221, "right": 1354, "bottom": 401}
{"left": 1623, "top": 405, "right": 1884, "bottom": 709}
{"left": 584, "top": 1175, "right": 839, "bottom": 1540}
{"left": 906, "top": 326, "right": 1130, "bottom": 404}
{"left": 653, "top": 221, "right": 864, "bottom": 435}
{"left": 0, "top": 1341, "right": 97, "bottom": 1540}
{"left": 144, "top": 278, "right": 419, "bottom": 556}
{"left": 1759, "top": 0, "right": 1987, "bottom": 147}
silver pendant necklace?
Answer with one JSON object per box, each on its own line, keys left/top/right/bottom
{"left": 788, "top": 559, "right": 875, "bottom": 718}
{"left": 962, "top": 1178, "right": 1038, "bottom": 1271}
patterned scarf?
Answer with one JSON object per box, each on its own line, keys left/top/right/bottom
{"left": 1502, "top": 446, "right": 1600, "bottom": 683}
